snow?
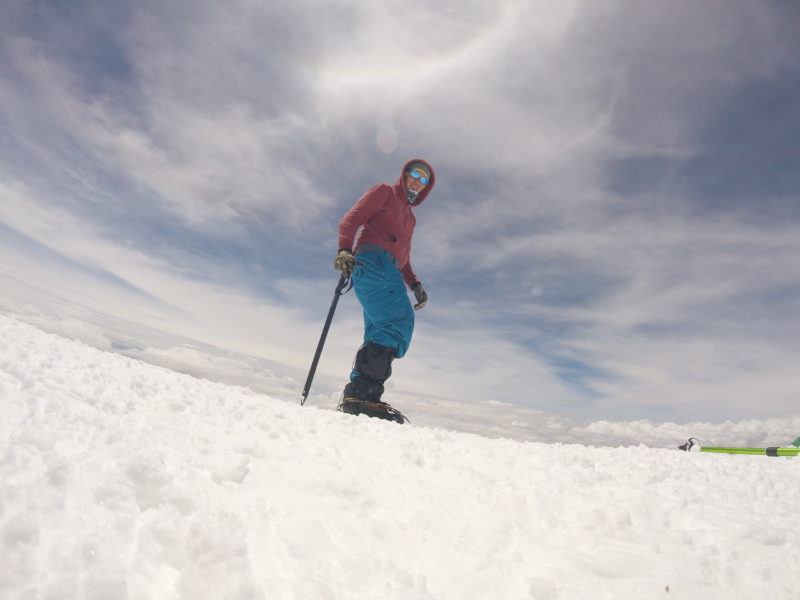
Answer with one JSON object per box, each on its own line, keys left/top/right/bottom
{"left": 1, "top": 313, "right": 799, "bottom": 599}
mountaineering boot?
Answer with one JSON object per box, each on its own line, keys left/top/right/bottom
{"left": 337, "top": 342, "right": 407, "bottom": 423}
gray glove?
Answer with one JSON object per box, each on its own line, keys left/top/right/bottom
{"left": 412, "top": 282, "right": 427, "bottom": 310}
{"left": 333, "top": 249, "right": 355, "bottom": 275}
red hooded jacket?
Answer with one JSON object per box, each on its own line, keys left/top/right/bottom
{"left": 338, "top": 158, "right": 435, "bottom": 288}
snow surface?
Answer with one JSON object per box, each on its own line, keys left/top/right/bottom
{"left": 1, "top": 313, "right": 799, "bottom": 599}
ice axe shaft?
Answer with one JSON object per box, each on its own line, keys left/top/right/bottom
{"left": 301, "top": 274, "right": 351, "bottom": 405}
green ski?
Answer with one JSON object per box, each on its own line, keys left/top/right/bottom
{"left": 679, "top": 437, "right": 799, "bottom": 456}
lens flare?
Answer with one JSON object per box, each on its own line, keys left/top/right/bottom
{"left": 376, "top": 124, "right": 398, "bottom": 154}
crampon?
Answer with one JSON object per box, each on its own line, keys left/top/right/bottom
{"left": 337, "top": 398, "right": 408, "bottom": 424}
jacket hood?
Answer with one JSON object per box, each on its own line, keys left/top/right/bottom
{"left": 397, "top": 157, "right": 435, "bottom": 206}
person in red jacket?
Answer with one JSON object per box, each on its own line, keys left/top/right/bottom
{"left": 333, "top": 158, "right": 435, "bottom": 422}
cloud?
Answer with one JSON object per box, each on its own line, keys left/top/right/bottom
{"left": 1, "top": 0, "right": 799, "bottom": 422}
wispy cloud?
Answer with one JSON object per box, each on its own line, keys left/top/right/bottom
{"left": 2, "top": 0, "right": 799, "bottom": 422}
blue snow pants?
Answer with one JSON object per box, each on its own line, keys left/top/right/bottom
{"left": 351, "top": 246, "right": 415, "bottom": 361}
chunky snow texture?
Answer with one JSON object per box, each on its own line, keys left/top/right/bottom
{"left": 1, "top": 314, "right": 798, "bottom": 600}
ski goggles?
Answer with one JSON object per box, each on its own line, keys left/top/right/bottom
{"left": 408, "top": 168, "right": 429, "bottom": 185}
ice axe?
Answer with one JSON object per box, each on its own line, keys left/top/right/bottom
{"left": 300, "top": 273, "right": 352, "bottom": 406}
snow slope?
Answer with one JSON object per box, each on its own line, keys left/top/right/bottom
{"left": 1, "top": 314, "right": 798, "bottom": 599}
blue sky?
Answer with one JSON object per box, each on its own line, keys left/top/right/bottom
{"left": 2, "top": 0, "right": 799, "bottom": 423}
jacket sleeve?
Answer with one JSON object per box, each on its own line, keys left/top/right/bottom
{"left": 338, "top": 184, "right": 390, "bottom": 250}
{"left": 400, "top": 262, "right": 419, "bottom": 289}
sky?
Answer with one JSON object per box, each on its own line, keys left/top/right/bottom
{"left": 1, "top": 0, "right": 799, "bottom": 423}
